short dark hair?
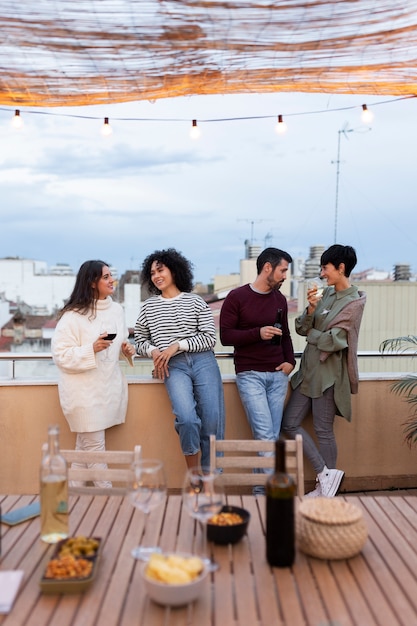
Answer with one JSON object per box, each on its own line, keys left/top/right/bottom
{"left": 321, "top": 244, "right": 357, "bottom": 277}
{"left": 58, "top": 259, "right": 109, "bottom": 319}
{"left": 141, "top": 248, "right": 194, "bottom": 294}
{"left": 256, "top": 247, "right": 292, "bottom": 274}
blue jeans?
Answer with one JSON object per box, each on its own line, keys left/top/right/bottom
{"left": 236, "top": 370, "right": 289, "bottom": 485}
{"left": 236, "top": 370, "right": 289, "bottom": 443}
{"left": 164, "top": 351, "right": 225, "bottom": 468}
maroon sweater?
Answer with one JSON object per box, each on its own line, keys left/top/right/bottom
{"left": 220, "top": 284, "right": 296, "bottom": 374}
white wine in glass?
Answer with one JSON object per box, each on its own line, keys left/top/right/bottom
{"left": 307, "top": 276, "right": 325, "bottom": 298}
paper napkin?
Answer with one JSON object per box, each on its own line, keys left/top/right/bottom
{"left": 0, "top": 570, "right": 24, "bottom": 613}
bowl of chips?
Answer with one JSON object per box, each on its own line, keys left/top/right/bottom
{"left": 141, "top": 552, "right": 208, "bottom": 607}
{"left": 207, "top": 505, "right": 250, "bottom": 545}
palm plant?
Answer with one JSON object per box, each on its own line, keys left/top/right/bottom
{"left": 379, "top": 335, "right": 417, "bottom": 447}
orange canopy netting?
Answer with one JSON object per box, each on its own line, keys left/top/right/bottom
{"left": 1, "top": 0, "right": 417, "bottom": 108}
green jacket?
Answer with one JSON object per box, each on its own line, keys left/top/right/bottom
{"left": 290, "top": 285, "right": 366, "bottom": 420}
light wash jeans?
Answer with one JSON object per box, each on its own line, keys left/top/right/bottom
{"left": 236, "top": 370, "right": 289, "bottom": 490}
{"left": 236, "top": 370, "right": 289, "bottom": 442}
{"left": 164, "top": 351, "right": 225, "bottom": 468}
{"left": 282, "top": 385, "right": 337, "bottom": 474}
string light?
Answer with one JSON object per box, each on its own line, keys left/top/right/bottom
{"left": 190, "top": 119, "right": 201, "bottom": 139}
{"left": 101, "top": 117, "right": 113, "bottom": 136}
{"left": 275, "top": 114, "right": 287, "bottom": 134}
{"left": 0, "top": 95, "right": 412, "bottom": 135}
{"left": 361, "top": 104, "right": 374, "bottom": 124}
{"left": 11, "top": 109, "right": 23, "bottom": 129}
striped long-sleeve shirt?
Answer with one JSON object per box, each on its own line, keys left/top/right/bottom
{"left": 134, "top": 292, "right": 216, "bottom": 357}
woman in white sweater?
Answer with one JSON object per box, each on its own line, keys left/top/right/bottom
{"left": 52, "top": 260, "right": 135, "bottom": 486}
{"left": 135, "top": 248, "right": 224, "bottom": 470}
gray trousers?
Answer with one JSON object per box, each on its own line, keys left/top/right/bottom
{"left": 282, "top": 386, "right": 337, "bottom": 475}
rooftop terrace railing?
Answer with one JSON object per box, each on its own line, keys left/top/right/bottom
{"left": 0, "top": 350, "right": 415, "bottom": 381}
{"left": 1, "top": 359, "right": 416, "bottom": 495}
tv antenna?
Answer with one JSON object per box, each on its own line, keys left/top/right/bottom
{"left": 332, "top": 123, "right": 371, "bottom": 243}
{"left": 237, "top": 219, "right": 271, "bottom": 244}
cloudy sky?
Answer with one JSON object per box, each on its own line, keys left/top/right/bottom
{"left": 0, "top": 91, "right": 416, "bottom": 284}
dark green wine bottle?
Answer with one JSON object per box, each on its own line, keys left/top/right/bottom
{"left": 266, "top": 437, "right": 296, "bottom": 567}
{"left": 271, "top": 308, "right": 282, "bottom": 345}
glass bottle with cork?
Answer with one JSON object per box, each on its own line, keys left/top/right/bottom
{"left": 266, "top": 437, "right": 296, "bottom": 567}
{"left": 40, "top": 424, "right": 69, "bottom": 543}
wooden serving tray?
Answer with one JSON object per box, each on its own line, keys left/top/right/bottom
{"left": 39, "top": 537, "right": 101, "bottom": 595}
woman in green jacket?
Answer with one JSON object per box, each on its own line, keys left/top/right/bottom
{"left": 282, "top": 244, "right": 366, "bottom": 497}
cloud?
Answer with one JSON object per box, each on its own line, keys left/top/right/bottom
{"left": 0, "top": 92, "right": 416, "bottom": 283}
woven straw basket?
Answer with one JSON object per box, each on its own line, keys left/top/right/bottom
{"left": 297, "top": 498, "right": 368, "bottom": 560}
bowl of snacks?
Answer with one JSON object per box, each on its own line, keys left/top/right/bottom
{"left": 39, "top": 536, "right": 101, "bottom": 594}
{"left": 141, "top": 552, "right": 208, "bottom": 607}
{"left": 207, "top": 505, "right": 250, "bottom": 545}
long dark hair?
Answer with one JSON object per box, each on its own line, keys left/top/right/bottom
{"left": 57, "top": 259, "right": 109, "bottom": 319}
{"left": 141, "top": 248, "right": 194, "bottom": 295}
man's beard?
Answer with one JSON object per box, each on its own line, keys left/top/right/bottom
{"left": 268, "top": 279, "right": 283, "bottom": 291}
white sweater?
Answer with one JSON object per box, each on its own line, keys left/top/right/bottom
{"left": 51, "top": 297, "right": 129, "bottom": 433}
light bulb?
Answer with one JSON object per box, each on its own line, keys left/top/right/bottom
{"left": 190, "top": 119, "right": 201, "bottom": 140}
{"left": 275, "top": 115, "right": 287, "bottom": 135}
{"left": 361, "top": 104, "right": 374, "bottom": 124}
{"left": 11, "top": 109, "right": 24, "bottom": 129}
{"left": 101, "top": 117, "right": 113, "bottom": 136}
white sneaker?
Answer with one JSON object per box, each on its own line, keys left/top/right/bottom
{"left": 318, "top": 467, "right": 344, "bottom": 498}
{"left": 304, "top": 481, "right": 322, "bottom": 498}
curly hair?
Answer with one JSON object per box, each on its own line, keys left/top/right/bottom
{"left": 141, "top": 248, "right": 194, "bottom": 294}
{"left": 57, "top": 259, "right": 109, "bottom": 319}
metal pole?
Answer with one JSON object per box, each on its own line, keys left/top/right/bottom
{"left": 333, "top": 124, "right": 370, "bottom": 244}
{"left": 334, "top": 130, "right": 342, "bottom": 243}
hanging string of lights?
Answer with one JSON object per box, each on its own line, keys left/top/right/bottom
{"left": 1, "top": 95, "right": 414, "bottom": 136}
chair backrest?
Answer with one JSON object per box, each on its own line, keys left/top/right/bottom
{"left": 209, "top": 435, "right": 304, "bottom": 497}
{"left": 61, "top": 445, "right": 141, "bottom": 495}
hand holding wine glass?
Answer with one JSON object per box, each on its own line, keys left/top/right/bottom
{"left": 182, "top": 467, "right": 224, "bottom": 572}
{"left": 128, "top": 459, "right": 167, "bottom": 561}
{"left": 99, "top": 321, "right": 117, "bottom": 361}
{"left": 307, "top": 277, "right": 325, "bottom": 299}
{"left": 307, "top": 276, "right": 325, "bottom": 311}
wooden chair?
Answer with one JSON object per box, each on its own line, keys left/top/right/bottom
{"left": 209, "top": 435, "right": 304, "bottom": 497}
{"left": 61, "top": 445, "right": 141, "bottom": 495}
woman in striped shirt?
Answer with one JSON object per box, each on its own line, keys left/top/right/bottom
{"left": 134, "top": 248, "right": 225, "bottom": 470}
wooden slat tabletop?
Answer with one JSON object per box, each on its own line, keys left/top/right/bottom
{"left": 1, "top": 492, "right": 417, "bottom": 626}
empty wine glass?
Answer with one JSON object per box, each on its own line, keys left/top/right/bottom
{"left": 128, "top": 459, "right": 167, "bottom": 561}
{"left": 182, "top": 467, "right": 224, "bottom": 572}
{"left": 100, "top": 321, "right": 117, "bottom": 361}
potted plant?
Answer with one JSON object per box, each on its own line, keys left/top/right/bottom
{"left": 380, "top": 335, "right": 417, "bottom": 447}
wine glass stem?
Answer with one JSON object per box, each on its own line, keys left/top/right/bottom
{"left": 199, "top": 520, "right": 209, "bottom": 561}
{"left": 142, "top": 510, "right": 150, "bottom": 546}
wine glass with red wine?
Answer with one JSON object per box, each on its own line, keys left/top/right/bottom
{"left": 100, "top": 322, "right": 117, "bottom": 361}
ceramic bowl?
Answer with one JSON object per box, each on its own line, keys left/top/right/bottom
{"left": 206, "top": 505, "right": 250, "bottom": 545}
{"left": 141, "top": 553, "right": 208, "bottom": 607}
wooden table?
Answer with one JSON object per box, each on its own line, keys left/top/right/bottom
{"left": 1, "top": 492, "right": 417, "bottom": 626}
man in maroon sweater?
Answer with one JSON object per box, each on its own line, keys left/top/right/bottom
{"left": 220, "top": 248, "right": 296, "bottom": 492}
